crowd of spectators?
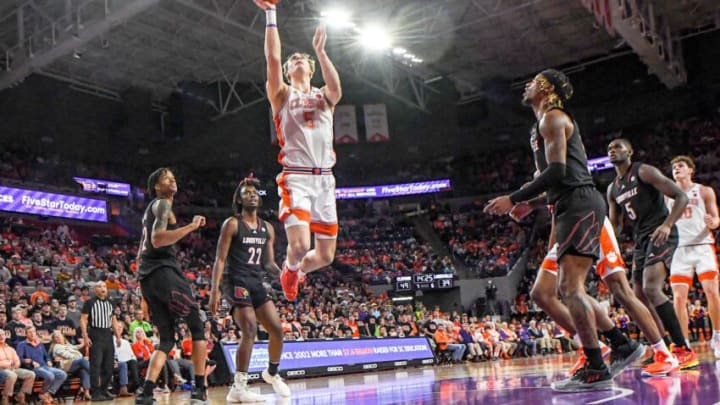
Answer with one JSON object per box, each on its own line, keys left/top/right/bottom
{"left": 0, "top": 110, "right": 718, "bottom": 403}
{"left": 429, "top": 201, "right": 531, "bottom": 278}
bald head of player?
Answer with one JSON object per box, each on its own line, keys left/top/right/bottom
{"left": 607, "top": 138, "right": 634, "bottom": 165}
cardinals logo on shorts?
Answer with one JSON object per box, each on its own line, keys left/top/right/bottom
{"left": 234, "top": 287, "right": 250, "bottom": 299}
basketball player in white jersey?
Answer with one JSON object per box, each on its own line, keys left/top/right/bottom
{"left": 254, "top": 0, "right": 342, "bottom": 301}
{"left": 667, "top": 155, "right": 720, "bottom": 357}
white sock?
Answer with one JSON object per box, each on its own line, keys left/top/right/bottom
{"left": 234, "top": 371, "right": 248, "bottom": 384}
{"left": 598, "top": 340, "right": 607, "bottom": 350}
{"left": 286, "top": 262, "right": 300, "bottom": 271}
{"left": 652, "top": 339, "right": 671, "bottom": 356}
{"left": 573, "top": 334, "right": 581, "bottom": 346}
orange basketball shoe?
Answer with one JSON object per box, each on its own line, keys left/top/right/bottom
{"left": 671, "top": 345, "right": 699, "bottom": 370}
{"left": 641, "top": 350, "right": 680, "bottom": 377}
{"left": 280, "top": 262, "right": 304, "bottom": 301}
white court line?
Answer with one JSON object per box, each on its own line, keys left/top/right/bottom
{"left": 586, "top": 388, "right": 634, "bottom": 404}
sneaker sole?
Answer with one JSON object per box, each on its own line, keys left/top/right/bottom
{"left": 551, "top": 380, "right": 614, "bottom": 392}
{"left": 190, "top": 400, "right": 208, "bottom": 405}
{"left": 610, "top": 344, "right": 646, "bottom": 377}
{"left": 641, "top": 364, "right": 680, "bottom": 377}
{"left": 679, "top": 359, "right": 699, "bottom": 370}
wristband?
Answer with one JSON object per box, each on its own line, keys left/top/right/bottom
{"left": 266, "top": 9, "right": 277, "bottom": 27}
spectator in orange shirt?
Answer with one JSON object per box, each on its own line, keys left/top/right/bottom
{"left": 132, "top": 328, "right": 171, "bottom": 393}
{"left": 104, "top": 274, "right": 124, "bottom": 291}
{"left": 433, "top": 323, "right": 466, "bottom": 362}
{"left": 30, "top": 284, "right": 50, "bottom": 306}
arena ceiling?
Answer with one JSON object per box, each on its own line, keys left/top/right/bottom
{"left": 0, "top": 0, "right": 717, "bottom": 118}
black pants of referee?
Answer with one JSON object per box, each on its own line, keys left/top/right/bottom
{"left": 89, "top": 328, "right": 115, "bottom": 396}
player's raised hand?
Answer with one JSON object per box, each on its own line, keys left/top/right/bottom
{"left": 313, "top": 23, "right": 327, "bottom": 54}
{"left": 192, "top": 215, "right": 206, "bottom": 230}
{"left": 253, "top": 0, "right": 276, "bottom": 10}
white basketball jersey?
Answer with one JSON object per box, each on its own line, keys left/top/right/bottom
{"left": 274, "top": 86, "right": 335, "bottom": 169}
{"left": 667, "top": 183, "right": 714, "bottom": 246}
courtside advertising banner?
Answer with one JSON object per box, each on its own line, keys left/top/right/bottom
{"left": 364, "top": 104, "right": 390, "bottom": 142}
{"left": 0, "top": 186, "right": 108, "bottom": 222}
{"left": 335, "top": 179, "right": 452, "bottom": 200}
{"left": 222, "top": 337, "right": 435, "bottom": 380}
{"left": 334, "top": 105, "right": 359, "bottom": 144}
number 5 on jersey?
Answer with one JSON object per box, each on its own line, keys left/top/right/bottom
{"left": 625, "top": 202, "right": 637, "bottom": 220}
{"left": 248, "top": 247, "right": 262, "bottom": 265}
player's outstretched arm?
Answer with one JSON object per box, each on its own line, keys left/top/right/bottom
{"left": 150, "top": 200, "right": 204, "bottom": 248}
{"left": 209, "top": 217, "right": 238, "bottom": 316}
{"left": 313, "top": 24, "right": 342, "bottom": 106}
{"left": 254, "top": 0, "right": 286, "bottom": 112}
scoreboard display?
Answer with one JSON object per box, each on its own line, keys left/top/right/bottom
{"left": 394, "top": 274, "right": 454, "bottom": 291}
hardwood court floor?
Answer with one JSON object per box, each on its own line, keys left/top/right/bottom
{"left": 103, "top": 343, "right": 720, "bottom": 404}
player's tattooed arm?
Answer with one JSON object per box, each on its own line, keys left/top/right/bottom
{"left": 263, "top": 222, "right": 282, "bottom": 278}
{"left": 152, "top": 199, "right": 171, "bottom": 234}
{"left": 150, "top": 199, "right": 205, "bottom": 248}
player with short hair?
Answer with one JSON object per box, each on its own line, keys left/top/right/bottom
{"left": 667, "top": 155, "right": 720, "bottom": 357}
{"left": 607, "top": 139, "right": 698, "bottom": 369}
{"left": 210, "top": 177, "right": 290, "bottom": 402}
{"left": 254, "top": 0, "right": 343, "bottom": 302}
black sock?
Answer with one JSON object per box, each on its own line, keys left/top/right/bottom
{"left": 583, "top": 347, "right": 605, "bottom": 370}
{"left": 194, "top": 375, "right": 205, "bottom": 389}
{"left": 601, "top": 327, "right": 629, "bottom": 349}
{"left": 268, "top": 361, "right": 280, "bottom": 376}
{"left": 655, "top": 301, "right": 689, "bottom": 349}
{"left": 142, "top": 380, "right": 156, "bottom": 396}
{"left": 663, "top": 335, "right": 672, "bottom": 346}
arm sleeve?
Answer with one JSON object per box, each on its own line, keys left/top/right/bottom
{"left": 509, "top": 162, "right": 566, "bottom": 204}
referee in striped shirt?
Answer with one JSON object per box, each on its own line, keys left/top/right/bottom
{"left": 80, "top": 281, "right": 122, "bottom": 401}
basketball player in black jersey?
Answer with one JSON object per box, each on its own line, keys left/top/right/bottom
{"left": 210, "top": 177, "right": 290, "bottom": 403}
{"left": 607, "top": 139, "right": 698, "bottom": 368}
{"left": 486, "top": 70, "right": 616, "bottom": 392}
{"left": 135, "top": 168, "right": 209, "bottom": 405}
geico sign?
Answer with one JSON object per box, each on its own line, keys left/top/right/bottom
{"left": 393, "top": 361, "right": 407, "bottom": 366}
{"left": 286, "top": 370, "right": 306, "bottom": 377}
{"left": 362, "top": 363, "right": 378, "bottom": 370}
{"left": 327, "top": 366, "right": 343, "bottom": 372}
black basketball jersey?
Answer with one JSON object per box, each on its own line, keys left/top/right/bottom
{"left": 224, "top": 217, "right": 269, "bottom": 282}
{"left": 610, "top": 162, "right": 668, "bottom": 240}
{"left": 531, "top": 108, "right": 594, "bottom": 203}
{"left": 138, "top": 198, "right": 182, "bottom": 279}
